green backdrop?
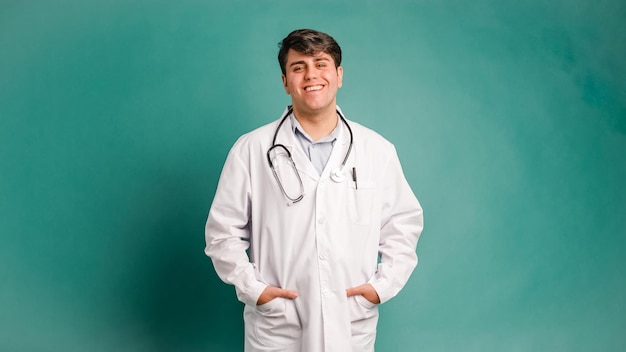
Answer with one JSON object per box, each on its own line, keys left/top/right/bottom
{"left": 1, "top": 1, "right": 625, "bottom": 351}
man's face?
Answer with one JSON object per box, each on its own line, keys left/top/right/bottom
{"left": 281, "top": 49, "right": 343, "bottom": 117}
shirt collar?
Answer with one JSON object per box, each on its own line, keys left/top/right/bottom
{"left": 289, "top": 112, "right": 341, "bottom": 144}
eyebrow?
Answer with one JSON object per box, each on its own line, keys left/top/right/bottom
{"left": 288, "top": 57, "right": 331, "bottom": 68}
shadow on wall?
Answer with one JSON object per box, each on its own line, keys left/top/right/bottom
{"left": 115, "top": 158, "right": 244, "bottom": 351}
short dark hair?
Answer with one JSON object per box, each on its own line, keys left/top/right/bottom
{"left": 278, "top": 29, "right": 342, "bottom": 75}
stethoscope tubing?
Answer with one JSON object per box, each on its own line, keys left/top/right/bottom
{"left": 268, "top": 106, "right": 354, "bottom": 167}
{"left": 267, "top": 106, "right": 354, "bottom": 203}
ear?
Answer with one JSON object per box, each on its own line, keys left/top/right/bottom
{"left": 281, "top": 74, "right": 290, "bottom": 94}
{"left": 337, "top": 66, "right": 343, "bottom": 89}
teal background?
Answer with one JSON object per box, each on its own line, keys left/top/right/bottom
{"left": 1, "top": 1, "right": 625, "bottom": 351}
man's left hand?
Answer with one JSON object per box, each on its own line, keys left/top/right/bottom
{"left": 346, "top": 283, "right": 381, "bottom": 304}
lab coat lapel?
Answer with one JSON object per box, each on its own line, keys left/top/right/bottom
{"left": 319, "top": 116, "right": 350, "bottom": 181}
{"left": 279, "top": 120, "right": 319, "bottom": 182}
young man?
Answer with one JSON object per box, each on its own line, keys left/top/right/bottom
{"left": 205, "top": 29, "right": 424, "bottom": 352}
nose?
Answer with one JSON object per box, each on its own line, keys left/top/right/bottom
{"left": 304, "top": 66, "right": 317, "bottom": 80}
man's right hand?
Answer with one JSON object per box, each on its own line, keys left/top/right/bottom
{"left": 256, "top": 285, "right": 298, "bottom": 305}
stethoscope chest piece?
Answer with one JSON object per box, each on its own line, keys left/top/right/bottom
{"left": 330, "top": 168, "right": 346, "bottom": 183}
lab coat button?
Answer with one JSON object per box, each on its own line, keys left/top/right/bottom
{"left": 322, "top": 288, "right": 330, "bottom": 296}
{"left": 318, "top": 217, "right": 326, "bottom": 224}
{"left": 319, "top": 253, "right": 326, "bottom": 260}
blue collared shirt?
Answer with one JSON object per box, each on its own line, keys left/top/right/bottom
{"left": 290, "top": 114, "right": 340, "bottom": 176}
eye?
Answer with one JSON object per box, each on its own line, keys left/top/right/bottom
{"left": 316, "top": 62, "right": 328, "bottom": 68}
{"left": 292, "top": 66, "right": 304, "bottom": 72}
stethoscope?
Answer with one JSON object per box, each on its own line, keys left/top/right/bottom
{"left": 266, "top": 106, "right": 354, "bottom": 203}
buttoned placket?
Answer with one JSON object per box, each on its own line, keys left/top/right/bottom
{"left": 314, "top": 122, "right": 350, "bottom": 351}
{"left": 315, "top": 176, "right": 333, "bottom": 350}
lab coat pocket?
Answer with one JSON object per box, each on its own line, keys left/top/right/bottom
{"left": 253, "top": 298, "right": 301, "bottom": 347}
{"left": 348, "top": 183, "right": 375, "bottom": 225}
{"left": 350, "top": 295, "right": 378, "bottom": 323}
{"left": 354, "top": 294, "right": 378, "bottom": 312}
{"left": 349, "top": 295, "right": 379, "bottom": 348}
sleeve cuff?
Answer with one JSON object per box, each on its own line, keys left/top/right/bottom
{"left": 369, "top": 278, "right": 394, "bottom": 304}
{"left": 235, "top": 280, "right": 268, "bottom": 306}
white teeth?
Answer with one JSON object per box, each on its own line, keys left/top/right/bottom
{"left": 305, "top": 85, "right": 323, "bottom": 92}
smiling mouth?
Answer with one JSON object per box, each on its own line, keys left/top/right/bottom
{"left": 305, "top": 85, "right": 324, "bottom": 92}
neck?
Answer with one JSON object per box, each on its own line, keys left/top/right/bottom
{"left": 292, "top": 104, "right": 338, "bottom": 141}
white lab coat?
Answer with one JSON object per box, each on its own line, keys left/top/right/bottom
{"left": 205, "top": 106, "right": 423, "bottom": 352}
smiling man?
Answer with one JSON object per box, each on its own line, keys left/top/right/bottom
{"left": 205, "top": 29, "right": 424, "bottom": 352}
